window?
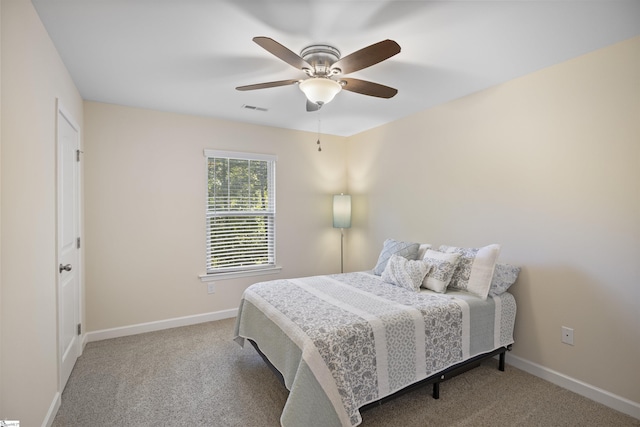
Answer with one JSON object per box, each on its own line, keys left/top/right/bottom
{"left": 204, "top": 150, "right": 277, "bottom": 276}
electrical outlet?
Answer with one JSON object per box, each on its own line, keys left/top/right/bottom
{"left": 561, "top": 326, "right": 574, "bottom": 345}
{"left": 207, "top": 283, "right": 216, "bottom": 294}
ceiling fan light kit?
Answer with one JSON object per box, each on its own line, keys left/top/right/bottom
{"left": 236, "top": 37, "right": 401, "bottom": 111}
{"left": 299, "top": 78, "right": 342, "bottom": 106}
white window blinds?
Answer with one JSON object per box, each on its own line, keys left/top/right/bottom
{"left": 205, "top": 150, "right": 276, "bottom": 273}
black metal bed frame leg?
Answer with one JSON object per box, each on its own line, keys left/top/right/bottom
{"left": 364, "top": 346, "right": 512, "bottom": 408}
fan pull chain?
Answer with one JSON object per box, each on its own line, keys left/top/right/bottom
{"left": 316, "top": 114, "right": 322, "bottom": 152}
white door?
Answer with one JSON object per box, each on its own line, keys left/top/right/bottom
{"left": 57, "top": 103, "right": 81, "bottom": 390}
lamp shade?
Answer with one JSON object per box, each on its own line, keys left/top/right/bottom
{"left": 333, "top": 194, "right": 351, "bottom": 229}
{"left": 300, "top": 78, "right": 342, "bottom": 105}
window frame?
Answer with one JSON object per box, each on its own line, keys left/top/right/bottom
{"left": 200, "top": 149, "right": 281, "bottom": 282}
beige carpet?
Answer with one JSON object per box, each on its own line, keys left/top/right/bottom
{"left": 53, "top": 318, "right": 639, "bottom": 426}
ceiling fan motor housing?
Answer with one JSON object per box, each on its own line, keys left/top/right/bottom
{"left": 300, "top": 44, "right": 341, "bottom": 76}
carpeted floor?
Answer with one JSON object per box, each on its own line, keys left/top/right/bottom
{"left": 52, "top": 318, "right": 639, "bottom": 426}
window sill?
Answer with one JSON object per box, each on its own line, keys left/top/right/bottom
{"left": 199, "top": 265, "right": 282, "bottom": 282}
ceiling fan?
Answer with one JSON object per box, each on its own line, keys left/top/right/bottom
{"left": 236, "top": 37, "right": 401, "bottom": 111}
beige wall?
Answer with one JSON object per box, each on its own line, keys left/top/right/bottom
{"left": 83, "top": 102, "right": 348, "bottom": 331}
{"left": 346, "top": 36, "right": 640, "bottom": 404}
{"left": 0, "top": 0, "right": 84, "bottom": 425}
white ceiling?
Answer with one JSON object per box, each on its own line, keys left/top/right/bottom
{"left": 32, "top": 1, "right": 640, "bottom": 137}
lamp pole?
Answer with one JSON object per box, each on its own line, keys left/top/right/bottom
{"left": 340, "top": 227, "right": 345, "bottom": 274}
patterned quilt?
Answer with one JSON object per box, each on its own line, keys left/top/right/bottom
{"left": 234, "top": 272, "right": 516, "bottom": 427}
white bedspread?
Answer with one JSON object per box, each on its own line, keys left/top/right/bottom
{"left": 234, "top": 272, "right": 516, "bottom": 427}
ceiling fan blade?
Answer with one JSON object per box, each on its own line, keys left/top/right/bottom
{"left": 306, "top": 100, "right": 321, "bottom": 112}
{"left": 331, "top": 40, "right": 400, "bottom": 75}
{"left": 236, "top": 79, "right": 300, "bottom": 91}
{"left": 253, "top": 37, "right": 312, "bottom": 71}
{"left": 340, "top": 78, "right": 398, "bottom": 98}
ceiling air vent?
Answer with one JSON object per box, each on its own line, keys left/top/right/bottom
{"left": 241, "top": 104, "right": 268, "bottom": 112}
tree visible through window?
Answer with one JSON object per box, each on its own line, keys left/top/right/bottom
{"left": 205, "top": 150, "right": 276, "bottom": 273}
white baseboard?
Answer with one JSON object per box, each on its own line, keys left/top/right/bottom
{"left": 507, "top": 354, "right": 640, "bottom": 420}
{"left": 85, "top": 308, "right": 238, "bottom": 343}
{"left": 42, "top": 391, "right": 61, "bottom": 427}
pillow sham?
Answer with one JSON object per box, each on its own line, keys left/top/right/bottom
{"left": 381, "top": 254, "right": 432, "bottom": 292}
{"left": 438, "top": 243, "right": 501, "bottom": 300}
{"left": 488, "top": 263, "right": 521, "bottom": 296}
{"left": 417, "top": 243, "right": 432, "bottom": 260}
{"left": 420, "top": 249, "right": 461, "bottom": 293}
{"left": 373, "top": 238, "right": 421, "bottom": 275}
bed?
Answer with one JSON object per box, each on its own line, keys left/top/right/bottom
{"left": 234, "top": 264, "right": 517, "bottom": 427}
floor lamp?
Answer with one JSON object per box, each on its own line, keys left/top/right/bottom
{"left": 333, "top": 194, "right": 351, "bottom": 273}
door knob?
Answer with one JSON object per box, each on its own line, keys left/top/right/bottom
{"left": 59, "top": 264, "right": 72, "bottom": 273}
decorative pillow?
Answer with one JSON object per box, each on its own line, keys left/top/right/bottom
{"left": 438, "top": 244, "right": 501, "bottom": 300}
{"left": 420, "top": 249, "right": 461, "bottom": 293}
{"left": 373, "top": 238, "right": 421, "bottom": 275}
{"left": 417, "top": 243, "right": 432, "bottom": 260}
{"left": 381, "top": 254, "right": 432, "bottom": 292}
{"left": 488, "top": 263, "right": 521, "bottom": 296}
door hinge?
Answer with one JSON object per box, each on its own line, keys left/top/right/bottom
{"left": 76, "top": 149, "right": 82, "bottom": 162}
{"left": 77, "top": 323, "right": 82, "bottom": 335}
{"left": 77, "top": 237, "right": 81, "bottom": 249}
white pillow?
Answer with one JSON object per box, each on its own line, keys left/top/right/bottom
{"left": 381, "top": 254, "right": 432, "bottom": 292}
{"left": 438, "top": 244, "right": 501, "bottom": 300}
{"left": 421, "top": 249, "right": 461, "bottom": 293}
{"left": 417, "top": 243, "right": 432, "bottom": 260}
